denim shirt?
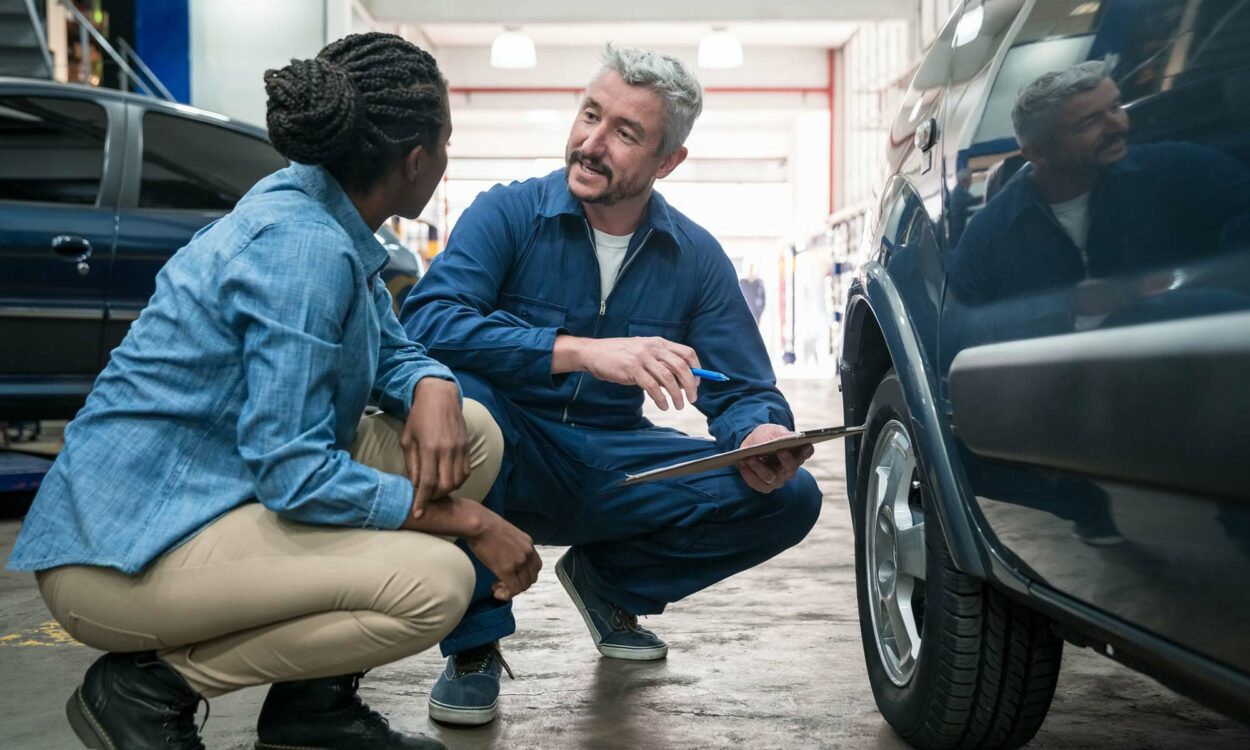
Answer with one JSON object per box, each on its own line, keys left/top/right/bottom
{"left": 8, "top": 164, "right": 454, "bottom": 574}
{"left": 400, "top": 169, "right": 792, "bottom": 453}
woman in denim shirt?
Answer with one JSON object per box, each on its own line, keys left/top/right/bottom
{"left": 6, "top": 33, "right": 540, "bottom": 750}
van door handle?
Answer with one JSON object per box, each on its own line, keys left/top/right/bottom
{"left": 51, "top": 235, "right": 94, "bottom": 262}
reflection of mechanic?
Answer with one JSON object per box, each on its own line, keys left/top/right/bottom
{"left": 947, "top": 169, "right": 979, "bottom": 246}
{"left": 949, "top": 56, "right": 1250, "bottom": 306}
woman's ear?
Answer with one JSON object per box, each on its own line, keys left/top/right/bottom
{"left": 404, "top": 145, "right": 426, "bottom": 183}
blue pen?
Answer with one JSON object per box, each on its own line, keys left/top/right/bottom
{"left": 691, "top": 367, "right": 730, "bottom": 382}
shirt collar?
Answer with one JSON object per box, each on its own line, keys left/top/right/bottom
{"left": 536, "top": 169, "right": 680, "bottom": 248}
{"left": 288, "top": 162, "right": 389, "bottom": 275}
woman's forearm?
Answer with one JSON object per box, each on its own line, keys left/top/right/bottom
{"left": 399, "top": 495, "right": 487, "bottom": 538}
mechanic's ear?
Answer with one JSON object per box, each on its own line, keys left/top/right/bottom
{"left": 655, "top": 146, "right": 688, "bottom": 180}
{"left": 1020, "top": 141, "right": 1046, "bottom": 170}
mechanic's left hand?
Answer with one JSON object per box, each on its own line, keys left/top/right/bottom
{"left": 736, "top": 423, "right": 814, "bottom": 494}
{"left": 403, "top": 377, "right": 470, "bottom": 519}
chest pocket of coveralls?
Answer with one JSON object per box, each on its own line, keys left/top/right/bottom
{"left": 501, "top": 292, "right": 568, "bottom": 328}
{"left": 627, "top": 317, "right": 688, "bottom": 343}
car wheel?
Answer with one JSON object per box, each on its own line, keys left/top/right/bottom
{"left": 854, "top": 371, "right": 1062, "bottom": 749}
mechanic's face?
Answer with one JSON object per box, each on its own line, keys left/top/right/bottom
{"left": 1031, "top": 78, "right": 1130, "bottom": 175}
{"left": 565, "top": 70, "right": 685, "bottom": 207}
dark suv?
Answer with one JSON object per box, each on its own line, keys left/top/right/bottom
{"left": 0, "top": 78, "right": 424, "bottom": 422}
{"left": 839, "top": 1, "right": 1249, "bottom": 747}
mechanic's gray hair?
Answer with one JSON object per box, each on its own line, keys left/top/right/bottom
{"left": 594, "top": 44, "right": 704, "bottom": 155}
{"left": 1012, "top": 55, "right": 1119, "bottom": 148}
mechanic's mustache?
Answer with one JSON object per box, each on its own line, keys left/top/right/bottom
{"left": 1098, "top": 135, "right": 1127, "bottom": 152}
{"left": 568, "top": 151, "right": 614, "bottom": 180}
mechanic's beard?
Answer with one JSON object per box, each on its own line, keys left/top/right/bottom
{"left": 566, "top": 152, "right": 649, "bottom": 207}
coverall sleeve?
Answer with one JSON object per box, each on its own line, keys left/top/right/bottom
{"left": 370, "top": 278, "right": 459, "bottom": 418}
{"left": 688, "top": 241, "right": 795, "bottom": 452}
{"left": 224, "top": 221, "right": 412, "bottom": 531}
{"left": 400, "top": 185, "right": 568, "bottom": 389}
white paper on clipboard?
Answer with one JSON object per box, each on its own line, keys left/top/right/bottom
{"left": 618, "top": 424, "right": 865, "bottom": 487}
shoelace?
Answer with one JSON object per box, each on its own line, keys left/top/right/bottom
{"left": 610, "top": 608, "right": 644, "bottom": 633}
{"left": 160, "top": 694, "right": 209, "bottom": 748}
{"left": 453, "top": 643, "right": 515, "bottom": 680}
{"left": 344, "top": 671, "right": 391, "bottom": 731}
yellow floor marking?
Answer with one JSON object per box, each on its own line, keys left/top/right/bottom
{"left": 0, "top": 620, "right": 82, "bottom": 647}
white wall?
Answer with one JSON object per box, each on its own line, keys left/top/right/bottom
{"left": 189, "top": 0, "right": 373, "bottom": 127}
{"left": 189, "top": 0, "right": 324, "bottom": 126}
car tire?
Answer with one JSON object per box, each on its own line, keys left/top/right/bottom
{"left": 854, "top": 371, "right": 1062, "bottom": 749}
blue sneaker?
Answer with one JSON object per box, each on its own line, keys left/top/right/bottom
{"left": 555, "top": 549, "right": 668, "bottom": 661}
{"left": 427, "top": 642, "right": 513, "bottom": 726}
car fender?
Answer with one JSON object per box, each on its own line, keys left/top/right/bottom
{"left": 842, "top": 265, "right": 989, "bottom": 579}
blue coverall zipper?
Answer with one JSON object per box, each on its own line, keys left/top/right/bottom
{"left": 561, "top": 220, "right": 655, "bottom": 423}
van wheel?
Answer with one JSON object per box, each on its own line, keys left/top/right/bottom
{"left": 854, "top": 371, "right": 1062, "bottom": 749}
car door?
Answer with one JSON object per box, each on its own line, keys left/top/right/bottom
{"left": 939, "top": 0, "right": 1250, "bottom": 672}
{"left": 107, "top": 103, "right": 286, "bottom": 355}
{"left": 0, "top": 91, "right": 123, "bottom": 418}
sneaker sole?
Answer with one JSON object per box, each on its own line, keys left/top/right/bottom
{"left": 597, "top": 642, "right": 669, "bottom": 660}
{"left": 556, "top": 556, "right": 668, "bottom": 661}
{"left": 66, "top": 689, "right": 113, "bottom": 750}
{"left": 428, "top": 697, "right": 497, "bottom": 726}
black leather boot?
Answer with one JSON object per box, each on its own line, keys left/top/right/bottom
{"left": 255, "top": 672, "right": 444, "bottom": 750}
{"left": 66, "top": 651, "right": 207, "bottom": 749}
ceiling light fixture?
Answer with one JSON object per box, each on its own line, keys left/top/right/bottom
{"left": 490, "top": 27, "right": 536, "bottom": 69}
{"left": 698, "top": 27, "right": 743, "bottom": 69}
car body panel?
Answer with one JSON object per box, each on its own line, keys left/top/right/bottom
{"left": 843, "top": 0, "right": 1250, "bottom": 723}
{"left": 0, "top": 86, "right": 129, "bottom": 417}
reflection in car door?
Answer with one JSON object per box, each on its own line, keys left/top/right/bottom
{"left": 106, "top": 103, "right": 287, "bottom": 355}
{"left": 0, "top": 93, "right": 123, "bottom": 417}
{"left": 940, "top": 0, "right": 1250, "bottom": 673}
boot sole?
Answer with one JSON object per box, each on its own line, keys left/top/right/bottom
{"left": 428, "top": 697, "right": 497, "bottom": 726}
{"left": 66, "top": 688, "right": 114, "bottom": 750}
{"left": 556, "top": 556, "right": 669, "bottom": 661}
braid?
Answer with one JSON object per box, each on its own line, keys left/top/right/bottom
{"left": 264, "top": 32, "right": 447, "bottom": 191}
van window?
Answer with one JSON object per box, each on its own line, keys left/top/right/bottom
{"left": 0, "top": 96, "right": 108, "bottom": 205}
{"left": 138, "top": 111, "right": 287, "bottom": 210}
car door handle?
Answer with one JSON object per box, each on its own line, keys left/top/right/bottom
{"left": 51, "top": 235, "right": 94, "bottom": 262}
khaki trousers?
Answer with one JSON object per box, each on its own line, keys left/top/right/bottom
{"left": 37, "top": 401, "right": 502, "bottom": 697}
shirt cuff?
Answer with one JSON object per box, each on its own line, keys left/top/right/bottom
{"left": 718, "top": 405, "right": 796, "bottom": 452}
{"left": 396, "top": 362, "right": 460, "bottom": 414}
{"left": 366, "top": 471, "right": 414, "bottom": 530}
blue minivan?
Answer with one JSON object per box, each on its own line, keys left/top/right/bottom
{"left": 840, "top": 0, "right": 1249, "bottom": 746}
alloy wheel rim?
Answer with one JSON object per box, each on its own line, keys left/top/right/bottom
{"left": 865, "top": 420, "right": 927, "bottom": 687}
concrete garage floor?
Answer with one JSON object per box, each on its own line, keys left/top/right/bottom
{"left": 2, "top": 378, "right": 1248, "bottom": 749}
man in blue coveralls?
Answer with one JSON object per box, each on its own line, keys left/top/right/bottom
{"left": 400, "top": 45, "right": 823, "bottom": 726}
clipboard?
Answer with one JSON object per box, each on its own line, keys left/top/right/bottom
{"left": 618, "top": 424, "right": 865, "bottom": 486}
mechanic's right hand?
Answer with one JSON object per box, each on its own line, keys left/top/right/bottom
{"left": 582, "top": 336, "right": 702, "bottom": 410}
{"left": 464, "top": 508, "right": 541, "bottom": 601}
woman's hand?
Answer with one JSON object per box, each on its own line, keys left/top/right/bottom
{"left": 464, "top": 508, "right": 542, "bottom": 601}
{"left": 403, "top": 377, "right": 470, "bottom": 519}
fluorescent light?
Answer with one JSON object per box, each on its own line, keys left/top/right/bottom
{"left": 698, "top": 28, "right": 743, "bottom": 70}
{"left": 490, "top": 28, "right": 536, "bottom": 69}
{"left": 1071, "top": 2, "right": 1100, "bottom": 15}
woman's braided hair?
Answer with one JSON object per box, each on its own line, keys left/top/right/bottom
{"left": 264, "top": 32, "right": 446, "bottom": 192}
